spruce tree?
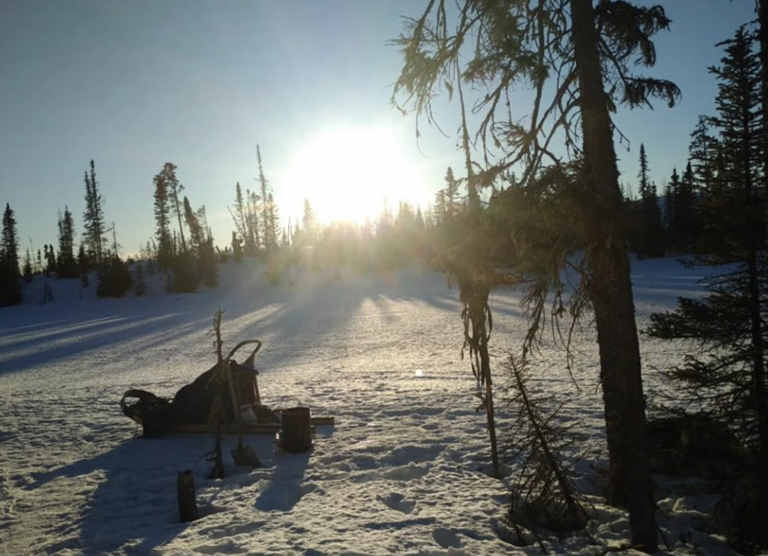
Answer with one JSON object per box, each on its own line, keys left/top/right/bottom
{"left": 77, "top": 243, "right": 90, "bottom": 288}
{"left": 153, "top": 165, "right": 173, "bottom": 269}
{"left": 256, "top": 145, "right": 272, "bottom": 253}
{"left": 663, "top": 168, "right": 680, "bottom": 242}
{"left": 443, "top": 167, "right": 461, "bottom": 222}
{"left": 648, "top": 26, "right": 767, "bottom": 549}
{"left": 156, "top": 163, "right": 186, "bottom": 254}
{"left": 183, "top": 196, "right": 205, "bottom": 255}
{"left": 302, "top": 199, "right": 316, "bottom": 246}
{"left": 22, "top": 249, "right": 33, "bottom": 283}
{"left": 232, "top": 182, "right": 258, "bottom": 256}
{"left": 231, "top": 231, "right": 243, "bottom": 263}
{"left": 44, "top": 244, "right": 56, "bottom": 276}
{"left": 636, "top": 144, "right": 665, "bottom": 257}
{"left": 56, "top": 206, "right": 78, "bottom": 278}
{"left": 247, "top": 189, "right": 261, "bottom": 255}
{"left": 266, "top": 192, "right": 280, "bottom": 252}
{"left": 0, "top": 203, "right": 22, "bottom": 306}
{"left": 134, "top": 263, "right": 147, "bottom": 296}
{"left": 674, "top": 162, "right": 698, "bottom": 251}
{"left": 394, "top": 1, "right": 681, "bottom": 548}
{"left": 82, "top": 160, "right": 106, "bottom": 267}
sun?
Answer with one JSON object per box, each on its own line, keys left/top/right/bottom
{"left": 281, "top": 126, "right": 426, "bottom": 225}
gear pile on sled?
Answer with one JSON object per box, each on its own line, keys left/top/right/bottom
{"left": 120, "top": 340, "right": 333, "bottom": 451}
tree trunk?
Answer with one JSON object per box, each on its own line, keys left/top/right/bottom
{"left": 569, "top": 0, "right": 657, "bottom": 551}
{"left": 741, "top": 86, "right": 768, "bottom": 478}
{"left": 474, "top": 294, "right": 500, "bottom": 479}
{"left": 759, "top": 0, "right": 768, "bottom": 478}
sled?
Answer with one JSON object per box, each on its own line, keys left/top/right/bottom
{"left": 120, "top": 339, "right": 334, "bottom": 439}
{"left": 172, "top": 416, "right": 336, "bottom": 435}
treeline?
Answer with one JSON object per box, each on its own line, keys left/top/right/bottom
{"left": 0, "top": 142, "right": 459, "bottom": 306}
{"left": 624, "top": 26, "right": 764, "bottom": 261}
{"left": 1, "top": 160, "right": 133, "bottom": 305}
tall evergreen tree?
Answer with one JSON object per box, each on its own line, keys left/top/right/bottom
{"left": 44, "top": 244, "right": 56, "bottom": 276}
{"left": 83, "top": 160, "right": 106, "bottom": 267}
{"left": 266, "top": 192, "right": 280, "bottom": 252}
{"left": 635, "top": 144, "right": 665, "bottom": 257}
{"left": 153, "top": 165, "right": 174, "bottom": 269}
{"left": 663, "top": 168, "right": 680, "bottom": 237}
{"left": 183, "top": 196, "right": 205, "bottom": 255}
{"left": 231, "top": 182, "right": 259, "bottom": 256}
{"left": 77, "top": 242, "right": 90, "bottom": 288}
{"left": 56, "top": 206, "right": 78, "bottom": 278}
{"left": 433, "top": 189, "right": 446, "bottom": 226}
{"left": 22, "top": 249, "right": 33, "bottom": 283}
{"left": 443, "top": 167, "right": 461, "bottom": 221}
{"left": 256, "top": 145, "right": 272, "bottom": 253}
{"left": 674, "top": 161, "right": 698, "bottom": 250}
{"left": 156, "top": 163, "right": 186, "bottom": 254}
{"left": 394, "top": 1, "right": 681, "bottom": 548}
{"left": 0, "top": 203, "right": 22, "bottom": 306}
{"left": 649, "top": 26, "right": 767, "bottom": 549}
{"left": 689, "top": 116, "right": 718, "bottom": 193}
{"left": 247, "top": 189, "right": 261, "bottom": 254}
{"left": 231, "top": 231, "right": 243, "bottom": 263}
{"left": 302, "top": 199, "right": 317, "bottom": 246}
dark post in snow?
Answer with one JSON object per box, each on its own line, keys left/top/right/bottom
{"left": 177, "top": 470, "right": 198, "bottom": 523}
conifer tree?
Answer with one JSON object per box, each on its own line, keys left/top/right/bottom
{"left": 134, "top": 263, "right": 147, "bottom": 297}
{"left": 302, "top": 199, "right": 317, "bottom": 246}
{"left": 247, "top": 190, "right": 261, "bottom": 254}
{"left": 266, "top": 192, "right": 280, "bottom": 252}
{"left": 663, "top": 168, "right": 680, "bottom": 241}
{"left": 183, "top": 196, "right": 205, "bottom": 255}
{"left": 689, "top": 117, "right": 718, "bottom": 193}
{"left": 200, "top": 227, "right": 218, "bottom": 288}
{"left": 674, "top": 162, "right": 698, "bottom": 250}
{"left": 44, "top": 244, "right": 56, "bottom": 276}
{"left": 231, "top": 182, "right": 259, "bottom": 256}
{"left": 394, "top": 1, "right": 681, "bottom": 548}
{"left": 77, "top": 243, "right": 89, "bottom": 288}
{"left": 433, "top": 189, "right": 446, "bottom": 227}
{"left": 231, "top": 231, "right": 243, "bottom": 263}
{"left": 156, "top": 163, "right": 186, "bottom": 254}
{"left": 648, "top": 26, "right": 767, "bottom": 549}
{"left": 443, "top": 167, "right": 461, "bottom": 221}
{"left": 83, "top": 160, "right": 106, "bottom": 267}
{"left": 22, "top": 249, "right": 33, "bottom": 283}
{"left": 635, "top": 144, "right": 664, "bottom": 257}
{"left": 256, "top": 145, "right": 272, "bottom": 253}
{"left": 56, "top": 206, "right": 78, "bottom": 278}
{"left": 0, "top": 203, "right": 22, "bottom": 306}
{"left": 153, "top": 165, "right": 173, "bottom": 269}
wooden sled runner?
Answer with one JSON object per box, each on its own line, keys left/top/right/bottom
{"left": 120, "top": 339, "right": 334, "bottom": 442}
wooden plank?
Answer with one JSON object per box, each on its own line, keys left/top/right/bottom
{"left": 310, "top": 416, "right": 335, "bottom": 426}
{"left": 172, "top": 416, "right": 335, "bottom": 435}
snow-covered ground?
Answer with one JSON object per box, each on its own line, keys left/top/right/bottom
{"left": 0, "top": 258, "right": 749, "bottom": 555}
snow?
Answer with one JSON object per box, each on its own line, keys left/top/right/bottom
{"left": 0, "top": 258, "right": 754, "bottom": 555}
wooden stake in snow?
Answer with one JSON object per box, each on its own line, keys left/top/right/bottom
{"left": 177, "top": 470, "right": 198, "bottom": 523}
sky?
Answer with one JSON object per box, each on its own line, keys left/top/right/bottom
{"left": 0, "top": 0, "right": 758, "bottom": 257}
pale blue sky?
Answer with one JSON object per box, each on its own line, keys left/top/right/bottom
{"left": 0, "top": 0, "right": 757, "bottom": 256}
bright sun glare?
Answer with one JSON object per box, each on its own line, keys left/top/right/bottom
{"left": 282, "top": 127, "right": 425, "bottom": 225}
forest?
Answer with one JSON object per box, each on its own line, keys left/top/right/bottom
{"left": 1, "top": 1, "right": 767, "bottom": 554}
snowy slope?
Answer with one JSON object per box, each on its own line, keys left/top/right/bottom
{"left": 0, "top": 258, "right": 747, "bottom": 555}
